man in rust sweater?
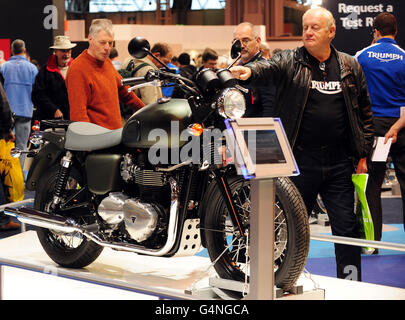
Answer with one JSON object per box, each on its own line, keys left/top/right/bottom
{"left": 66, "top": 19, "right": 144, "bottom": 130}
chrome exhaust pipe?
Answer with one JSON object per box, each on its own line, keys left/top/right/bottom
{"left": 4, "top": 177, "right": 181, "bottom": 257}
{"left": 4, "top": 206, "right": 80, "bottom": 234}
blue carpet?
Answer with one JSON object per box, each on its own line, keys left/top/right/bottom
{"left": 306, "top": 224, "right": 405, "bottom": 288}
{"left": 305, "top": 254, "right": 405, "bottom": 289}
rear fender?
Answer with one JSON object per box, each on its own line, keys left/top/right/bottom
{"left": 25, "top": 143, "right": 64, "bottom": 191}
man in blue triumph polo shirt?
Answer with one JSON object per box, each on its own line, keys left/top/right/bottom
{"left": 356, "top": 12, "right": 405, "bottom": 247}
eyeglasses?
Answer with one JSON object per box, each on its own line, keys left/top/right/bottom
{"left": 232, "top": 37, "right": 256, "bottom": 45}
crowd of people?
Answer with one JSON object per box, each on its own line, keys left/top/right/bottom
{"left": 0, "top": 8, "right": 404, "bottom": 282}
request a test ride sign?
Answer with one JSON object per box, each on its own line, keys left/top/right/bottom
{"left": 324, "top": 0, "right": 404, "bottom": 55}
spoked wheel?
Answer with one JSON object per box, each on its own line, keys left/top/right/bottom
{"left": 35, "top": 165, "right": 103, "bottom": 268}
{"left": 204, "top": 177, "right": 310, "bottom": 298}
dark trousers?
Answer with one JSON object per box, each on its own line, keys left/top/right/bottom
{"left": 366, "top": 117, "right": 405, "bottom": 241}
{"left": 292, "top": 144, "right": 362, "bottom": 281}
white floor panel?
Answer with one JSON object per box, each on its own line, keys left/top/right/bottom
{"left": 2, "top": 266, "right": 157, "bottom": 300}
{"left": 0, "top": 231, "right": 215, "bottom": 300}
{"left": 296, "top": 272, "right": 405, "bottom": 300}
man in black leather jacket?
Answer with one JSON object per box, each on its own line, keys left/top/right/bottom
{"left": 231, "top": 7, "right": 374, "bottom": 281}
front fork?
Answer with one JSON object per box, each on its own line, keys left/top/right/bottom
{"left": 52, "top": 151, "right": 73, "bottom": 208}
{"left": 213, "top": 169, "right": 245, "bottom": 238}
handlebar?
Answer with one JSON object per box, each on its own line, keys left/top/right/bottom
{"left": 122, "top": 69, "right": 199, "bottom": 96}
{"left": 127, "top": 80, "right": 161, "bottom": 92}
{"left": 122, "top": 68, "right": 243, "bottom": 97}
{"left": 121, "top": 76, "right": 146, "bottom": 87}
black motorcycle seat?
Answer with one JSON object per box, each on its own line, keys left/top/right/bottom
{"left": 65, "top": 122, "right": 123, "bottom": 151}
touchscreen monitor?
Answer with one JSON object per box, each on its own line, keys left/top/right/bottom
{"left": 225, "top": 118, "right": 299, "bottom": 179}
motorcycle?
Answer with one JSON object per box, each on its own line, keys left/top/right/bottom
{"left": 5, "top": 38, "right": 309, "bottom": 297}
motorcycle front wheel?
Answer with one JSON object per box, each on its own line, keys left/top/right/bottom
{"left": 204, "top": 176, "right": 310, "bottom": 296}
{"left": 35, "top": 165, "right": 103, "bottom": 268}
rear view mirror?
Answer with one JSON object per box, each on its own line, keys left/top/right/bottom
{"left": 128, "top": 37, "right": 150, "bottom": 59}
{"left": 228, "top": 39, "right": 242, "bottom": 68}
{"left": 230, "top": 39, "right": 242, "bottom": 59}
{"left": 127, "top": 36, "right": 171, "bottom": 72}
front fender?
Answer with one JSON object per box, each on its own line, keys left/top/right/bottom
{"left": 25, "top": 143, "right": 63, "bottom": 191}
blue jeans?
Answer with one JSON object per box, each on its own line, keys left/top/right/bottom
{"left": 291, "top": 144, "right": 362, "bottom": 281}
{"left": 14, "top": 117, "right": 31, "bottom": 169}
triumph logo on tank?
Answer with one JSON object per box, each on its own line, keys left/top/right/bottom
{"left": 311, "top": 81, "right": 342, "bottom": 95}
{"left": 367, "top": 51, "right": 404, "bottom": 62}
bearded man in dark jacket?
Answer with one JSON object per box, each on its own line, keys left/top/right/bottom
{"left": 231, "top": 7, "right": 374, "bottom": 281}
{"left": 233, "top": 22, "right": 275, "bottom": 117}
{"left": 32, "top": 36, "right": 76, "bottom": 121}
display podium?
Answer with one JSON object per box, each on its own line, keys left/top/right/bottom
{"left": 221, "top": 117, "right": 311, "bottom": 299}
{"left": 247, "top": 178, "right": 276, "bottom": 299}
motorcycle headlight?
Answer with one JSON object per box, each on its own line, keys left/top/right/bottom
{"left": 218, "top": 88, "right": 246, "bottom": 119}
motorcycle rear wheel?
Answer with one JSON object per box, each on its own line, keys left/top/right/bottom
{"left": 35, "top": 165, "right": 103, "bottom": 268}
{"left": 204, "top": 176, "right": 310, "bottom": 297}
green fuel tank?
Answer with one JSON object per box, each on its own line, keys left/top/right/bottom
{"left": 122, "top": 98, "right": 193, "bottom": 149}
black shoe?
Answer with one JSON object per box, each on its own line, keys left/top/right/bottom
{"left": 0, "top": 221, "right": 21, "bottom": 231}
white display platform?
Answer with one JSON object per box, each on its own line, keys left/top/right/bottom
{"left": 0, "top": 231, "right": 214, "bottom": 300}
{"left": 0, "top": 231, "right": 404, "bottom": 300}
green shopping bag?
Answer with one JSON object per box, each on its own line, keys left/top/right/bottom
{"left": 352, "top": 174, "right": 375, "bottom": 254}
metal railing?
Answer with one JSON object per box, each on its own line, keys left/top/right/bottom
{"left": 310, "top": 233, "right": 405, "bottom": 252}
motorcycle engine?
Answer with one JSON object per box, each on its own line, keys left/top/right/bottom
{"left": 97, "top": 153, "right": 170, "bottom": 243}
{"left": 98, "top": 192, "right": 165, "bottom": 242}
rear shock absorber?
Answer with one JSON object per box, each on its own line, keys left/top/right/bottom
{"left": 52, "top": 151, "right": 73, "bottom": 207}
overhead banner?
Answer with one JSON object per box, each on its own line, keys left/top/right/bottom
{"left": 323, "top": 0, "right": 404, "bottom": 55}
